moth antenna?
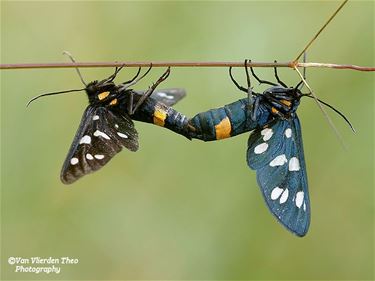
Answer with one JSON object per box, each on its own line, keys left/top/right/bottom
{"left": 294, "top": 66, "right": 349, "bottom": 149}
{"left": 27, "top": 88, "right": 85, "bottom": 107}
{"left": 304, "top": 95, "right": 355, "bottom": 133}
{"left": 63, "top": 51, "right": 87, "bottom": 86}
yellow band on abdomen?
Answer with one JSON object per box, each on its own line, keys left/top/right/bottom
{"left": 215, "top": 117, "right": 232, "bottom": 139}
{"left": 153, "top": 105, "right": 167, "bottom": 127}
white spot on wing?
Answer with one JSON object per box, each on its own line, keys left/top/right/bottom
{"left": 271, "top": 187, "right": 283, "bottom": 200}
{"left": 280, "top": 188, "right": 289, "bottom": 204}
{"left": 115, "top": 124, "right": 119, "bottom": 129}
{"left": 269, "top": 154, "right": 287, "bottom": 167}
{"left": 70, "top": 157, "right": 79, "bottom": 165}
{"left": 94, "top": 154, "right": 104, "bottom": 160}
{"left": 117, "top": 132, "right": 128, "bottom": 138}
{"left": 79, "top": 135, "right": 91, "bottom": 144}
{"left": 86, "top": 153, "right": 94, "bottom": 160}
{"left": 261, "top": 128, "right": 273, "bottom": 141}
{"left": 303, "top": 202, "right": 306, "bottom": 211}
{"left": 94, "top": 130, "right": 110, "bottom": 140}
{"left": 285, "top": 128, "right": 292, "bottom": 138}
{"left": 296, "top": 191, "right": 304, "bottom": 208}
{"left": 93, "top": 115, "right": 99, "bottom": 120}
{"left": 254, "top": 142, "right": 268, "bottom": 154}
{"left": 289, "top": 157, "right": 300, "bottom": 171}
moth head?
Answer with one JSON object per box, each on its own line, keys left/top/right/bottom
{"left": 265, "top": 86, "right": 302, "bottom": 98}
{"left": 261, "top": 85, "right": 302, "bottom": 119}
{"left": 85, "top": 80, "right": 118, "bottom": 105}
{"left": 291, "top": 87, "right": 303, "bottom": 99}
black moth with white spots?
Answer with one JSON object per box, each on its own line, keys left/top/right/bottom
{"left": 243, "top": 73, "right": 310, "bottom": 236}
{"left": 61, "top": 67, "right": 187, "bottom": 184}
{"left": 232, "top": 64, "right": 311, "bottom": 236}
{"left": 187, "top": 62, "right": 352, "bottom": 236}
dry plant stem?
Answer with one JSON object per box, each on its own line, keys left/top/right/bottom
{"left": 0, "top": 61, "right": 292, "bottom": 69}
{"left": 294, "top": 0, "right": 349, "bottom": 61}
{"left": 0, "top": 61, "right": 374, "bottom": 71}
{"left": 298, "top": 62, "right": 375, "bottom": 72}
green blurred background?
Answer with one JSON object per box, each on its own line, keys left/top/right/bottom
{"left": 1, "top": 1, "right": 373, "bottom": 280}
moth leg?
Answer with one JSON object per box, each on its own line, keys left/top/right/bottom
{"left": 229, "top": 65, "right": 247, "bottom": 93}
{"left": 106, "top": 65, "right": 125, "bottom": 83}
{"left": 264, "top": 103, "right": 287, "bottom": 119}
{"left": 122, "top": 67, "right": 141, "bottom": 85}
{"left": 127, "top": 90, "right": 134, "bottom": 115}
{"left": 295, "top": 80, "right": 304, "bottom": 89}
{"left": 244, "top": 59, "right": 256, "bottom": 118}
{"left": 131, "top": 67, "right": 171, "bottom": 114}
{"left": 249, "top": 60, "right": 277, "bottom": 86}
{"left": 251, "top": 95, "right": 260, "bottom": 122}
{"left": 119, "top": 64, "right": 153, "bottom": 91}
{"left": 273, "top": 60, "right": 288, "bottom": 88}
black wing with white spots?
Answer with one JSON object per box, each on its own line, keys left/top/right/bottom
{"left": 60, "top": 106, "right": 138, "bottom": 184}
{"left": 247, "top": 116, "right": 310, "bottom": 236}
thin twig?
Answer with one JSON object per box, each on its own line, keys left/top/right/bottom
{"left": 1, "top": 61, "right": 374, "bottom": 71}
{"left": 298, "top": 62, "right": 375, "bottom": 72}
{"left": 0, "top": 61, "right": 291, "bottom": 69}
{"left": 294, "top": 0, "right": 349, "bottom": 61}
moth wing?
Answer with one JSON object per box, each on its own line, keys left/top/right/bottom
{"left": 60, "top": 106, "right": 138, "bottom": 184}
{"left": 135, "top": 88, "right": 186, "bottom": 106}
{"left": 247, "top": 116, "right": 310, "bottom": 236}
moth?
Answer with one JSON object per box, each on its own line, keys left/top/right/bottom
{"left": 29, "top": 66, "right": 188, "bottom": 184}
{"left": 184, "top": 60, "right": 354, "bottom": 236}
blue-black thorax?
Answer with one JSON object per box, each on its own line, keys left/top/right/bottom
{"left": 251, "top": 85, "right": 302, "bottom": 127}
